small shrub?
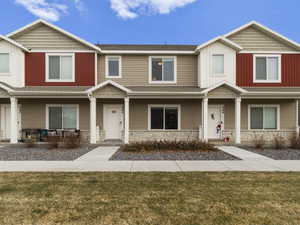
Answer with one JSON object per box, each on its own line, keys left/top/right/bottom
{"left": 290, "top": 134, "right": 300, "bottom": 149}
{"left": 63, "top": 134, "right": 81, "bottom": 149}
{"left": 274, "top": 135, "right": 286, "bottom": 149}
{"left": 47, "top": 135, "right": 60, "bottom": 149}
{"left": 121, "top": 140, "right": 217, "bottom": 152}
{"left": 253, "top": 134, "right": 265, "bottom": 149}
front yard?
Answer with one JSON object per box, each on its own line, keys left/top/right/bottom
{"left": 1, "top": 172, "right": 300, "bottom": 225}
{"left": 0, "top": 145, "right": 97, "bottom": 161}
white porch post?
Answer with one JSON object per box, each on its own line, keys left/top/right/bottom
{"left": 296, "top": 99, "right": 299, "bottom": 136}
{"left": 202, "top": 97, "right": 208, "bottom": 142}
{"left": 124, "top": 97, "right": 129, "bottom": 144}
{"left": 89, "top": 96, "right": 97, "bottom": 144}
{"left": 235, "top": 97, "right": 241, "bottom": 144}
{"left": 10, "top": 97, "right": 18, "bottom": 144}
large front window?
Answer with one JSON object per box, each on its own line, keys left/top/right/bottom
{"left": 249, "top": 105, "right": 279, "bottom": 130}
{"left": 254, "top": 55, "right": 281, "bottom": 82}
{"left": 150, "top": 57, "right": 176, "bottom": 83}
{"left": 149, "top": 105, "right": 179, "bottom": 130}
{"left": 47, "top": 105, "right": 78, "bottom": 129}
{"left": 0, "top": 53, "right": 9, "bottom": 73}
{"left": 47, "top": 54, "right": 74, "bottom": 82}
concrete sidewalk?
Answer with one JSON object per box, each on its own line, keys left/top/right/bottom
{"left": 0, "top": 146, "right": 300, "bottom": 172}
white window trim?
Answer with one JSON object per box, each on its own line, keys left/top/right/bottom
{"left": 46, "top": 104, "right": 79, "bottom": 130}
{"left": 105, "top": 55, "right": 122, "bottom": 78}
{"left": 149, "top": 56, "right": 177, "bottom": 84}
{"left": 211, "top": 54, "right": 225, "bottom": 77}
{"left": 148, "top": 104, "right": 181, "bottom": 131}
{"left": 248, "top": 104, "right": 280, "bottom": 131}
{"left": 0, "top": 52, "right": 10, "bottom": 75}
{"left": 45, "top": 53, "right": 75, "bottom": 82}
{"left": 253, "top": 54, "right": 281, "bottom": 83}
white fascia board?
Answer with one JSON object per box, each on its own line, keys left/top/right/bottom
{"left": 0, "top": 35, "right": 29, "bottom": 52}
{"left": 86, "top": 80, "right": 132, "bottom": 94}
{"left": 224, "top": 21, "right": 300, "bottom": 50}
{"left": 7, "top": 19, "right": 101, "bottom": 52}
{"left": 196, "top": 36, "right": 243, "bottom": 51}
{"left": 201, "top": 81, "right": 247, "bottom": 94}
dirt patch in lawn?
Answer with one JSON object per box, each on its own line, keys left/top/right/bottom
{"left": 0, "top": 172, "right": 300, "bottom": 225}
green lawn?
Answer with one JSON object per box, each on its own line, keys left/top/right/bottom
{"left": 0, "top": 172, "right": 300, "bottom": 225}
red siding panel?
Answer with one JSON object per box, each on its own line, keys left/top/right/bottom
{"left": 25, "top": 52, "right": 95, "bottom": 86}
{"left": 236, "top": 53, "right": 300, "bottom": 87}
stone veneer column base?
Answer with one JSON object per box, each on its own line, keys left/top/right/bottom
{"left": 129, "top": 130, "right": 199, "bottom": 142}
{"left": 222, "top": 129, "right": 296, "bottom": 146}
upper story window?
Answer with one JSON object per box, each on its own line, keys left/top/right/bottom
{"left": 46, "top": 53, "right": 74, "bottom": 82}
{"left": 254, "top": 55, "right": 281, "bottom": 83}
{"left": 149, "top": 56, "right": 176, "bottom": 83}
{"left": 0, "top": 53, "right": 9, "bottom": 74}
{"left": 106, "top": 56, "right": 122, "bottom": 78}
{"left": 212, "top": 54, "right": 224, "bottom": 76}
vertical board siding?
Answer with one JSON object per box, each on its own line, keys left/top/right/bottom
{"left": 236, "top": 54, "right": 300, "bottom": 87}
{"left": 25, "top": 52, "right": 95, "bottom": 86}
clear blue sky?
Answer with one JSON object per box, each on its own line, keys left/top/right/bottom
{"left": 1, "top": 0, "right": 299, "bottom": 45}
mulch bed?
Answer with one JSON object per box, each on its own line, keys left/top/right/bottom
{"left": 110, "top": 149, "right": 240, "bottom": 161}
{"left": 0, "top": 145, "right": 96, "bottom": 161}
{"left": 247, "top": 148, "right": 300, "bottom": 160}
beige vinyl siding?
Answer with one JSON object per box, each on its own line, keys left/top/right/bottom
{"left": 11, "top": 24, "right": 92, "bottom": 50}
{"left": 228, "top": 27, "right": 295, "bottom": 51}
{"left": 98, "top": 55, "right": 198, "bottom": 86}
{"left": 208, "top": 86, "right": 237, "bottom": 98}
{"left": 93, "top": 84, "right": 126, "bottom": 98}
{"left": 129, "top": 99, "right": 202, "bottom": 130}
{"left": 20, "top": 99, "right": 90, "bottom": 130}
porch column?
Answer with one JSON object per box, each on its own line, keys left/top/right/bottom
{"left": 202, "top": 97, "right": 208, "bottom": 142}
{"left": 235, "top": 97, "right": 241, "bottom": 144}
{"left": 124, "top": 97, "right": 129, "bottom": 144}
{"left": 90, "top": 96, "right": 97, "bottom": 144}
{"left": 10, "top": 97, "right": 18, "bottom": 144}
{"left": 296, "top": 99, "right": 299, "bottom": 136}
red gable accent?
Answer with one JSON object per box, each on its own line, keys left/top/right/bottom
{"left": 236, "top": 53, "right": 300, "bottom": 87}
{"left": 25, "top": 52, "right": 95, "bottom": 86}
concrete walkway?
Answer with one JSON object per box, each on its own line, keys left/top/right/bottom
{"left": 218, "top": 146, "right": 274, "bottom": 161}
{"left": 0, "top": 146, "right": 300, "bottom": 172}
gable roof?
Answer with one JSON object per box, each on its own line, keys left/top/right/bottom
{"left": 224, "top": 21, "right": 300, "bottom": 51}
{"left": 0, "top": 35, "right": 29, "bottom": 52}
{"left": 196, "top": 36, "right": 243, "bottom": 51}
{"left": 86, "top": 80, "right": 132, "bottom": 94}
{"left": 201, "top": 81, "right": 247, "bottom": 95}
{"left": 97, "top": 44, "right": 197, "bottom": 52}
{"left": 7, "top": 19, "right": 101, "bottom": 52}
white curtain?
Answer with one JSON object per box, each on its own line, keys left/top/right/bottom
{"left": 61, "top": 56, "right": 73, "bottom": 80}
{"left": 0, "top": 53, "right": 9, "bottom": 73}
{"left": 212, "top": 55, "right": 224, "bottom": 74}
{"left": 267, "top": 57, "right": 279, "bottom": 80}
{"left": 63, "top": 107, "right": 77, "bottom": 129}
{"left": 264, "top": 107, "right": 277, "bottom": 129}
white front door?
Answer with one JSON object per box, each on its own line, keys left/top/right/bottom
{"left": 103, "top": 104, "right": 123, "bottom": 140}
{"left": 1, "top": 104, "right": 22, "bottom": 140}
{"left": 208, "top": 105, "right": 224, "bottom": 139}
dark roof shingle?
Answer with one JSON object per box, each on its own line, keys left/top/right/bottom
{"left": 97, "top": 44, "right": 197, "bottom": 51}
